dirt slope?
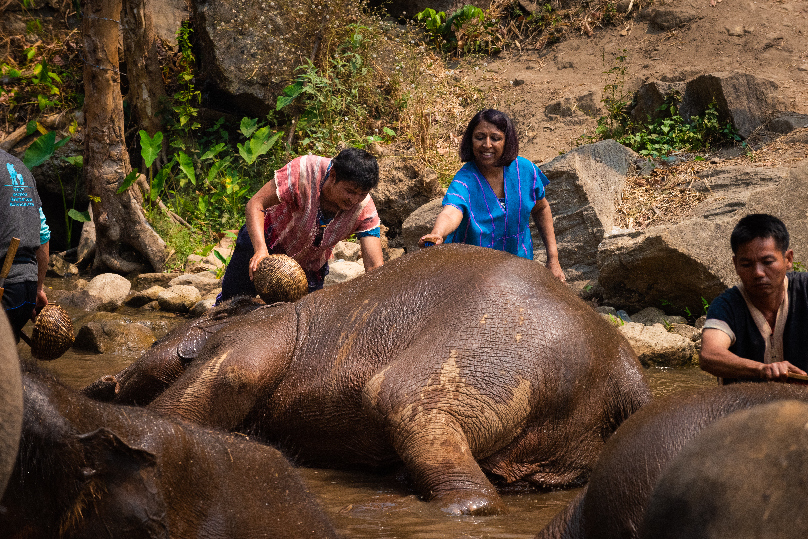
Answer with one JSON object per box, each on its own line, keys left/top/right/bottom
{"left": 456, "top": 0, "right": 808, "bottom": 163}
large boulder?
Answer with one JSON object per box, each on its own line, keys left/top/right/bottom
{"left": 618, "top": 322, "right": 697, "bottom": 367}
{"left": 85, "top": 273, "right": 132, "bottom": 311}
{"left": 597, "top": 161, "right": 808, "bottom": 314}
{"left": 679, "top": 72, "right": 785, "bottom": 139}
{"left": 73, "top": 313, "right": 156, "bottom": 354}
{"left": 400, "top": 197, "right": 444, "bottom": 253}
{"left": 194, "top": 0, "right": 355, "bottom": 116}
{"left": 629, "top": 81, "right": 686, "bottom": 124}
{"left": 538, "top": 139, "right": 640, "bottom": 278}
{"left": 372, "top": 156, "right": 443, "bottom": 242}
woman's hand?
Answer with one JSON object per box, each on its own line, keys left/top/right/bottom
{"left": 546, "top": 258, "right": 566, "bottom": 283}
{"left": 248, "top": 248, "right": 269, "bottom": 280}
{"left": 418, "top": 234, "right": 444, "bottom": 248}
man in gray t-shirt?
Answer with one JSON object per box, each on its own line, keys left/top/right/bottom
{"left": 700, "top": 213, "right": 808, "bottom": 383}
{"left": 1, "top": 148, "right": 50, "bottom": 341}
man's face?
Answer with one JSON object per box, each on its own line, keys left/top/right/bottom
{"left": 322, "top": 171, "right": 370, "bottom": 212}
{"left": 732, "top": 236, "right": 793, "bottom": 300}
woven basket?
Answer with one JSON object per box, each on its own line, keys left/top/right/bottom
{"left": 253, "top": 254, "right": 309, "bottom": 304}
{"left": 31, "top": 304, "right": 75, "bottom": 361}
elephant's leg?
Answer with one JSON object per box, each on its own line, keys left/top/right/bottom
{"left": 149, "top": 305, "right": 297, "bottom": 430}
{"left": 364, "top": 353, "right": 533, "bottom": 515}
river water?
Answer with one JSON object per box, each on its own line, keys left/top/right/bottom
{"left": 15, "top": 291, "right": 717, "bottom": 539}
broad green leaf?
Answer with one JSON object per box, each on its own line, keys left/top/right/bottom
{"left": 23, "top": 131, "right": 56, "bottom": 168}
{"left": 213, "top": 249, "right": 228, "bottom": 265}
{"left": 238, "top": 128, "right": 282, "bottom": 165}
{"left": 26, "top": 120, "right": 38, "bottom": 135}
{"left": 383, "top": 127, "right": 396, "bottom": 137}
{"left": 68, "top": 209, "right": 91, "bottom": 222}
{"left": 200, "top": 143, "right": 226, "bottom": 160}
{"left": 116, "top": 170, "right": 140, "bottom": 194}
{"left": 240, "top": 117, "right": 258, "bottom": 138}
{"left": 276, "top": 81, "right": 304, "bottom": 111}
{"left": 54, "top": 134, "right": 70, "bottom": 151}
{"left": 177, "top": 151, "right": 196, "bottom": 186}
{"left": 25, "top": 47, "right": 37, "bottom": 62}
{"left": 206, "top": 156, "right": 232, "bottom": 183}
{"left": 151, "top": 165, "right": 170, "bottom": 202}
{"left": 138, "top": 130, "right": 163, "bottom": 168}
{"left": 62, "top": 155, "right": 83, "bottom": 167}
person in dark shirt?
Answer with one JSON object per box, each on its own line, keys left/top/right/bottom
{"left": 700, "top": 213, "right": 808, "bottom": 384}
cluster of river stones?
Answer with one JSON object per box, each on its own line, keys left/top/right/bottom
{"left": 47, "top": 238, "right": 703, "bottom": 367}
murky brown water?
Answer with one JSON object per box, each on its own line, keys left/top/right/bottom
{"left": 16, "top": 289, "right": 717, "bottom": 538}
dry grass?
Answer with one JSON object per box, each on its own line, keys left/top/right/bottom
{"left": 616, "top": 128, "right": 808, "bottom": 230}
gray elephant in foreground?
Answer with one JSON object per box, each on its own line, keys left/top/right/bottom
{"left": 639, "top": 399, "right": 808, "bottom": 539}
{"left": 85, "top": 244, "right": 651, "bottom": 515}
{"left": 536, "top": 382, "right": 808, "bottom": 539}
{"left": 1, "top": 362, "right": 339, "bottom": 538}
{"left": 0, "top": 313, "right": 22, "bottom": 499}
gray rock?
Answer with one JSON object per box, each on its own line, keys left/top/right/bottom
{"left": 597, "top": 161, "right": 808, "bottom": 315}
{"left": 629, "top": 81, "right": 686, "bottom": 124}
{"left": 668, "top": 323, "right": 702, "bottom": 342}
{"left": 48, "top": 252, "right": 79, "bottom": 277}
{"left": 324, "top": 260, "right": 364, "bottom": 286}
{"left": 679, "top": 72, "right": 784, "bottom": 139}
{"left": 73, "top": 313, "right": 156, "bottom": 354}
{"left": 190, "top": 298, "right": 216, "bottom": 317}
{"left": 401, "top": 197, "right": 444, "bottom": 253}
{"left": 85, "top": 273, "right": 132, "bottom": 311}
{"left": 332, "top": 241, "right": 362, "bottom": 262}
{"left": 168, "top": 273, "right": 222, "bottom": 296}
{"left": 125, "top": 285, "right": 165, "bottom": 307}
{"left": 631, "top": 307, "right": 688, "bottom": 326}
{"left": 539, "top": 139, "right": 638, "bottom": 276}
{"left": 135, "top": 272, "right": 182, "bottom": 289}
{"left": 647, "top": 8, "right": 702, "bottom": 31}
{"left": 373, "top": 157, "right": 443, "bottom": 239}
{"left": 618, "top": 322, "right": 697, "bottom": 367}
{"left": 157, "top": 285, "right": 202, "bottom": 313}
{"left": 767, "top": 113, "right": 808, "bottom": 134}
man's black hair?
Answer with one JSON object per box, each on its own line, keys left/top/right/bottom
{"left": 730, "top": 213, "right": 790, "bottom": 254}
{"left": 331, "top": 147, "right": 379, "bottom": 191}
{"left": 458, "top": 109, "right": 519, "bottom": 166}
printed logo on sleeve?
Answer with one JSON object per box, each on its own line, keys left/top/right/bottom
{"left": 4, "top": 162, "right": 35, "bottom": 207}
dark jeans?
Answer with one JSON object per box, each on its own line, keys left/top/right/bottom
{"left": 2, "top": 280, "right": 36, "bottom": 342}
{"left": 217, "top": 225, "right": 328, "bottom": 305}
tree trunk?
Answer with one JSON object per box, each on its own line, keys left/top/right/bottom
{"left": 121, "top": 0, "right": 167, "bottom": 165}
{"left": 82, "top": 0, "right": 167, "bottom": 273}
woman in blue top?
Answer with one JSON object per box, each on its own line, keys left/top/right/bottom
{"left": 418, "top": 109, "right": 565, "bottom": 282}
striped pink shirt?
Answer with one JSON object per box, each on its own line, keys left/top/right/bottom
{"left": 264, "top": 154, "right": 379, "bottom": 272}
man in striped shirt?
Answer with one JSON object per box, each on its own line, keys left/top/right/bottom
{"left": 218, "top": 148, "right": 383, "bottom": 303}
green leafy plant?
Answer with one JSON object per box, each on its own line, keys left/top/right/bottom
{"left": 415, "top": 5, "right": 503, "bottom": 55}
{"left": 794, "top": 261, "right": 807, "bottom": 273}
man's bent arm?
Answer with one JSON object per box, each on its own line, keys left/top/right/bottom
{"left": 359, "top": 235, "right": 384, "bottom": 272}
{"left": 700, "top": 328, "right": 806, "bottom": 381}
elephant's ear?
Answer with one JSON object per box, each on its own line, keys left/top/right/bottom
{"left": 76, "top": 428, "right": 170, "bottom": 538}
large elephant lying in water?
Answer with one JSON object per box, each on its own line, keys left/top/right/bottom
{"left": 536, "top": 382, "right": 808, "bottom": 539}
{"left": 86, "top": 244, "right": 651, "bottom": 515}
{"left": 2, "top": 362, "right": 338, "bottom": 538}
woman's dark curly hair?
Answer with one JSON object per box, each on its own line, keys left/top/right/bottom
{"left": 458, "top": 109, "right": 519, "bottom": 166}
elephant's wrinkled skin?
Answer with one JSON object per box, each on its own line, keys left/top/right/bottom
{"left": 1, "top": 364, "right": 339, "bottom": 538}
{"left": 0, "top": 314, "right": 23, "bottom": 498}
{"left": 639, "top": 399, "right": 808, "bottom": 539}
{"left": 87, "top": 244, "right": 651, "bottom": 515}
{"left": 536, "top": 383, "right": 808, "bottom": 539}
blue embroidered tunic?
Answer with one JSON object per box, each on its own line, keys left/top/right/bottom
{"left": 442, "top": 156, "right": 549, "bottom": 259}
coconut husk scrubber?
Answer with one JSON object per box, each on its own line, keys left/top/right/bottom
{"left": 253, "top": 254, "right": 309, "bottom": 304}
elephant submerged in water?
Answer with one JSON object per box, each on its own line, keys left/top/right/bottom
{"left": 86, "top": 244, "right": 651, "bottom": 515}
{"left": 536, "top": 382, "right": 808, "bottom": 539}
{"left": 1, "top": 362, "right": 338, "bottom": 538}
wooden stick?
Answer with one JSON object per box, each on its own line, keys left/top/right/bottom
{"left": 0, "top": 237, "right": 21, "bottom": 302}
